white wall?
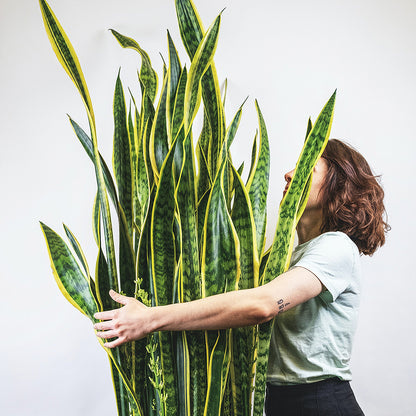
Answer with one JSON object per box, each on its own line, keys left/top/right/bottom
{"left": 1, "top": 0, "right": 415, "bottom": 414}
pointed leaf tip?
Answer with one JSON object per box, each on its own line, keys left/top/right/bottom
{"left": 241, "top": 95, "right": 249, "bottom": 108}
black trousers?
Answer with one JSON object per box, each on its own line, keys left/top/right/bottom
{"left": 265, "top": 378, "right": 365, "bottom": 416}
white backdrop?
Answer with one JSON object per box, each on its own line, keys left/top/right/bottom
{"left": 1, "top": 0, "right": 415, "bottom": 415}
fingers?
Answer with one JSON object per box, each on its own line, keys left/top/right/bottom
{"left": 109, "top": 289, "right": 130, "bottom": 305}
{"left": 93, "top": 290, "right": 137, "bottom": 349}
{"left": 94, "top": 309, "right": 116, "bottom": 321}
{"left": 94, "top": 291, "right": 131, "bottom": 321}
{"left": 103, "top": 338, "right": 125, "bottom": 349}
{"left": 96, "top": 331, "right": 126, "bottom": 349}
{"left": 93, "top": 320, "right": 113, "bottom": 331}
{"left": 95, "top": 329, "right": 118, "bottom": 339}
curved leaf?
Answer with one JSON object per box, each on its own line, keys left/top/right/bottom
{"left": 68, "top": 117, "right": 118, "bottom": 208}
{"left": 39, "top": 0, "right": 94, "bottom": 124}
{"left": 40, "top": 222, "right": 98, "bottom": 320}
{"left": 110, "top": 29, "right": 158, "bottom": 102}
{"left": 40, "top": 0, "right": 119, "bottom": 303}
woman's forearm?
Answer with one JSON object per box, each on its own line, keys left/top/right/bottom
{"left": 149, "top": 286, "right": 274, "bottom": 334}
{"left": 94, "top": 267, "right": 322, "bottom": 348}
{"left": 94, "top": 285, "right": 276, "bottom": 348}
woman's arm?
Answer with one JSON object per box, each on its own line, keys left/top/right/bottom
{"left": 94, "top": 266, "right": 323, "bottom": 348}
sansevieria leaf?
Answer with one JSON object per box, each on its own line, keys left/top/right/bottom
{"left": 110, "top": 29, "right": 158, "bottom": 103}
{"left": 201, "top": 162, "right": 240, "bottom": 415}
{"left": 40, "top": 0, "right": 119, "bottom": 302}
{"left": 252, "top": 91, "right": 337, "bottom": 416}
{"left": 39, "top": 0, "right": 94, "bottom": 124}
{"left": 265, "top": 90, "right": 337, "bottom": 281}
{"left": 175, "top": 0, "right": 225, "bottom": 174}
{"left": 166, "top": 31, "right": 182, "bottom": 143}
{"left": 68, "top": 117, "right": 118, "bottom": 208}
{"left": 150, "top": 73, "right": 170, "bottom": 179}
{"left": 184, "top": 14, "right": 221, "bottom": 133}
{"left": 40, "top": 222, "right": 98, "bottom": 320}
{"left": 230, "top": 166, "right": 259, "bottom": 415}
{"left": 246, "top": 101, "right": 270, "bottom": 259}
{"left": 151, "top": 138, "right": 180, "bottom": 415}
{"left": 113, "top": 71, "right": 133, "bottom": 236}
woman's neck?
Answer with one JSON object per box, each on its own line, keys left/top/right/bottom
{"left": 297, "top": 209, "right": 324, "bottom": 245}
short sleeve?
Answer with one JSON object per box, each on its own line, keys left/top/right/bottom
{"left": 291, "top": 232, "right": 357, "bottom": 303}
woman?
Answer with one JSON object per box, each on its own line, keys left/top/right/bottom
{"left": 94, "top": 139, "right": 389, "bottom": 415}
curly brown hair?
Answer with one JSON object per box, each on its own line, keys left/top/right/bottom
{"left": 320, "top": 139, "right": 390, "bottom": 255}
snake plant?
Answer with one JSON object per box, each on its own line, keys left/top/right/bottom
{"left": 39, "top": 0, "right": 336, "bottom": 415}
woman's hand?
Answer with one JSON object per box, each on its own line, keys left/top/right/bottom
{"left": 93, "top": 267, "right": 322, "bottom": 349}
{"left": 93, "top": 290, "right": 150, "bottom": 348}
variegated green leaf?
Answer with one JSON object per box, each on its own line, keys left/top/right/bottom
{"left": 171, "top": 67, "right": 188, "bottom": 145}
{"left": 68, "top": 117, "right": 118, "bottom": 208}
{"left": 167, "top": 31, "right": 182, "bottom": 142}
{"left": 252, "top": 91, "right": 336, "bottom": 416}
{"left": 127, "top": 99, "right": 140, "bottom": 243}
{"left": 246, "top": 130, "right": 258, "bottom": 186}
{"left": 175, "top": 131, "right": 200, "bottom": 302}
{"left": 175, "top": 0, "right": 225, "bottom": 172}
{"left": 40, "top": 222, "right": 98, "bottom": 320}
{"left": 246, "top": 101, "right": 270, "bottom": 259}
{"left": 175, "top": 128, "right": 207, "bottom": 416}
{"left": 91, "top": 192, "right": 112, "bottom": 314}
{"left": 184, "top": 14, "right": 221, "bottom": 133}
{"left": 71, "top": 114, "right": 135, "bottom": 300}
{"left": 175, "top": 0, "right": 204, "bottom": 59}
{"left": 134, "top": 106, "right": 150, "bottom": 232}
{"left": 39, "top": 0, "right": 94, "bottom": 124}
{"left": 264, "top": 90, "right": 336, "bottom": 281}
{"left": 196, "top": 109, "right": 213, "bottom": 208}
{"left": 63, "top": 224, "right": 99, "bottom": 308}
{"left": 305, "top": 117, "right": 313, "bottom": 142}
{"left": 230, "top": 166, "right": 259, "bottom": 415}
{"left": 135, "top": 187, "right": 156, "bottom": 414}
{"left": 151, "top": 139, "right": 180, "bottom": 414}
{"left": 63, "top": 224, "right": 90, "bottom": 279}
{"left": 102, "top": 343, "right": 144, "bottom": 416}
{"left": 204, "top": 331, "right": 231, "bottom": 416}
{"left": 201, "top": 162, "right": 240, "bottom": 415}
{"left": 109, "top": 358, "right": 130, "bottom": 416}
{"left": 226, "top": 98, "right": 247, "bottom": 151}
{"left": 40, "top": 0, "right": 119, "bottom": 305}
{"left": 202, "top": 67, "right": 225, "bottom": 176}
{"left": 150, "top": 72, "right": 169, "bottom": 178}
{"left": 113, "top": 72, "right": 133, "bottom": 236}
{"left": 113, "top": 95, "right": 136, "bottom": 305}
{"left": 222, "top": 78, "right": 228, "bottom": 108}
{"left": 141, "top": 93, "right": 156, "bottom": 190}
{"left": 110, "top": 29, "right": 158, "bottom": 103}
{"left": 237, "top": 161, "right": 244, "bottom": 177}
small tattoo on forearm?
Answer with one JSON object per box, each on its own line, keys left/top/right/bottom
{"left": 277, "top": 298, "right": 290, "bottom": 314}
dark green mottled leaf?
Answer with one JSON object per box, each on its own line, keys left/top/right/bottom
{"left": 40, "top": 222, "right": 98, "bottom": 320}
{"left": 110, "top": 29, "right": 158, "bottom": 102}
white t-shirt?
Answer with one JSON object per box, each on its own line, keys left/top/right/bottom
{"left": 267, "top": 231, "right": 362, "bottom": 385}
